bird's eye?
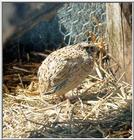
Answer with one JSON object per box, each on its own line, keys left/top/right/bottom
{"left": 90, "top": 46, "right": 95, "bottom": 52}
{"left": 86, "top": 46, "right": 96, "bottom": 54}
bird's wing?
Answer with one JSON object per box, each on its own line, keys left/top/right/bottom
{"left": 46, "top": 51, "right": 84, "bottom": 93}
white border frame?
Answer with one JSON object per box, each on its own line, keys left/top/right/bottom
{"left": 0, "top": 1, "right": 2, "bottom": 139}
{"left": 0, "top": 1, "right": 133, "bottom": 139}
{"left": 132, "top": 2, "right": 134, "bottom": 139}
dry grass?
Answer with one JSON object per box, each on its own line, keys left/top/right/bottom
{"left": 3, "top": 60, "right": 132, "bottom": 138}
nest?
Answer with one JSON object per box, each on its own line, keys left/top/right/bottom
{"left": 3, "top": 54, "right": 132, "bottom": 138}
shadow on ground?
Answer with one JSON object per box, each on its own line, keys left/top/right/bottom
{"left": 27, "top": 103, "right": 132, "bottom": 138}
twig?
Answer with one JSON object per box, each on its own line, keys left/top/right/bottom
{"left": 116, "top": 72, "right": 125, "bottom": 83}
{"left": 35, "top": 100, "right": 68, "bottom": 112}
{"left": 31, "top": 52, "right": 48, "bottom": 58}
{"left": 88, "top": 74, "right": 103, "bottom": 81}
{"left": 13, "top": 66, "right": 32, "bottom": 73}
{"left": 107, "top": 53, "right": 121, "bottom": 68}
{"left": 18, "top": 74, "right": 24, "bottom": 88}
{"left": 106, "top": 63, "right": 118, "bottom": 69}
{"left": 78, "top": 97, "right": 85, "bottom": 116}
{"left": 95, "top": 125, "right": 106, "bottom": 137}
{"left": 99, "top": 65, "right": 113, "bottom": 79}
{"left": 94, "top": 62, "right": 103, "bottom": 79}
{"left": 45, "top": 49, "right": 53, "bottom": 53}
{"left": 3, "top": 84, "right": 10, "bottom": 93}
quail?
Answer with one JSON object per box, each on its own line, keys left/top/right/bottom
{"left": 38, "top": 42, "right": 99, "bottom": 98}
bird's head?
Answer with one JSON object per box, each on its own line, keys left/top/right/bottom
{"left": 78, "top": 42, "right": 99, "bottom": 60}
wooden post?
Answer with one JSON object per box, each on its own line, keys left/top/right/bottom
{"left": 106, "top": 3, "right": 132, "bottom": 83}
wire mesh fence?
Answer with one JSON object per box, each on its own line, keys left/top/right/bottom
{"left": 3, "top": 3, "right": 107, "bottom": 60}
{"left": 28, "top": 2, "right": 107, "bottom": 48}
{"left": 57, "top": 3, "right": 106, "bottom": 45}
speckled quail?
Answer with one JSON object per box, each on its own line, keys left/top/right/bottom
{"left": 38, "top": 42, "right": 99, "bottom": 97}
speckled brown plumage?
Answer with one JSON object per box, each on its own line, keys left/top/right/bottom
{"left": 38, "top": 42, "right": 98, "bottom": 97}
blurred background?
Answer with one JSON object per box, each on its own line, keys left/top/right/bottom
{"left": 3, "top": 3, "right": 106, "bottom": 60}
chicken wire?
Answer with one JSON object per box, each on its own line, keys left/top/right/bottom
{"left": 31, "top": 2, "right": 106, "bottom": 48}
{"left": 4, "top": 3, "right": 107, "bottom": 59}
{"left": 57, "top": 3, "right": 106, "bottom": 45}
